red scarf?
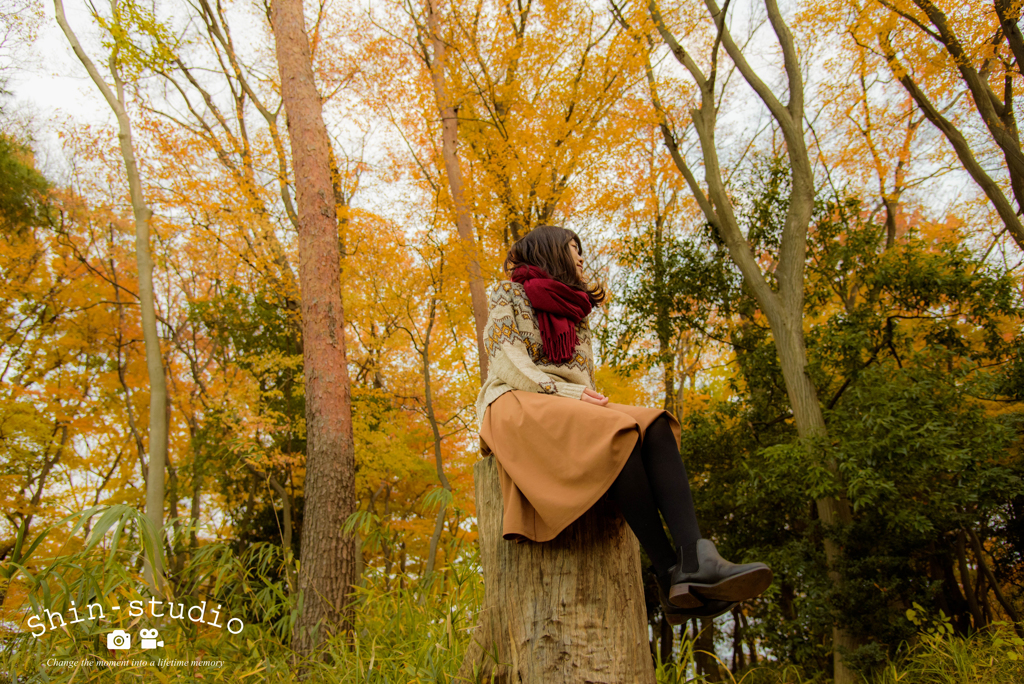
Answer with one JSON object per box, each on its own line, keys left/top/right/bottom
{"left": 512, "top": 265, "right": 592, "bottom": 363}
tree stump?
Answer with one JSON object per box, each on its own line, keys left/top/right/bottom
{"left": 457, "top": 456, "right": 655, "bottom": 683}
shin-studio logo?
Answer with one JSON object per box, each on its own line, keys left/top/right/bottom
{"left": 27, "top": 595, "right": 245, "bottom": 639}
{"left": 103, "top": 628, "right": 162, "bottom": 650}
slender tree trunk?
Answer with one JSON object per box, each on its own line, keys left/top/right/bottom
{"left": 268, "top": 0, "right": 357, "bottom": 654}
{"left": 457, "top": 458, "right": 655, "bottom": 683}
{"left": 653, "top": 215, "right": 679, "bottom": 416}
{"left": 757, "top": 268, "right": 860, "bottom": 680}
{"left": 166, "top": 454, "right": 182, "bottom": 573}
{"left": 54, "top": 0, "right": 168, "bottom": 594}
{"left": 121, "top": 88, "right": 168, "bottom": 582}
{"left": 694, "top": 618, "right": 717, "bottom": 678}
{"left": 417, "top": 300, "right": 452, "bottom": 578}
{"left": 742, "top": 610, "right": 757, "bottom": 665}
{"left": 957, "top": 530, "right": 984, "bottom": 628}
{"left": 424, "top": 0, "right": 489, "bottom": 382}
{"left": 268, "top": 475, "right": 294, "bottom": 552}
{"left": 967, "top": 527, "right": 1024, "bottom": 635}
{"left": 731, "top": 608, "right": 743, "bottom": 672}
{"left": 659, "top": 614, "right": 673, "bottom": 666}
{"left": 189, "top": 467, "right": 201, "bottom": 551}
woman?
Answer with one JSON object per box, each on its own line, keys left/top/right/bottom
{"left": 476, "top": 225, "right": 772, "bottom": 623}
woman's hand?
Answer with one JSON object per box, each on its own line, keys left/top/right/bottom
{"left": 580, "top": 387, "right": 609, "bottom": 406}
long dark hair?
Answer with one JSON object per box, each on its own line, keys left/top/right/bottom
{"left": 503, "top": 225, "right": 606, "bottom": 305}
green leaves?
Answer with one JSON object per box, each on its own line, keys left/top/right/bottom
{"left": 650, "top": 174, "right": 1024, "bottom": 668}
{"left": 93, "top": 0, "right": 181, "bottom": 81}
{"left": 8, "top": 504, "right": 167, "bottom": 589}
{"left": 0, "top": 134, "right": 48, "bottom": 233}
{"left": 601, "top": 216, "right": 740, "bottom": 374}
{"left": 906, "top": 603, "right": 956, "bottom": 643}
{"left": 760, "top": 441, "right": 842, "bottom": 502}
{"left": 421, "top": 486, "right": 453, "bottom": 514}
{"left": 992, "top": 633, "right": 1024, "bottom": 662}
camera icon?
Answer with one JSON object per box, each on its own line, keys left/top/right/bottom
{"left": 139, "top": 628, "right": 164, "bottom": 649}
{"left": 106, "top": 629, "right": 131, "bottom": 650}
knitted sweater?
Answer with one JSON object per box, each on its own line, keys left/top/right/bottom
{"left": 475, "top": 280, "right": 597, "bottom": 431}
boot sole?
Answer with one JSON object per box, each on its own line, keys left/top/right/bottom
{"left": 663, "top": 602, "right": 737, "bottom": 623}
{"left": 670, "top": 567, "right": 773, "bottom": 604}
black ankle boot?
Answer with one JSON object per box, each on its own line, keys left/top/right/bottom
{"left": 668, "top": 539, "right": 773, "bottom": 608}
{"left": 654, "top": 566, "right": 737, "bottom": 624}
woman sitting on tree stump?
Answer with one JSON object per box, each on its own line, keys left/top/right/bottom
{"left": 476, "top": 225, "right": 773, "bottom": 623}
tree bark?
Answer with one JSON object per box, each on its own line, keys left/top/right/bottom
{"left": 54, "top": 0, "right": 169, "bottom": 595}
{"left": 424, "top": 0, "right": 489, "bottom": 382}
{"left": 268, "top": 0, "right": 357, "bottom": 654}
{"left": 457, "top": 457, "right": 655, "bottom": 683}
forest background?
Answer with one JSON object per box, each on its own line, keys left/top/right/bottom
{"left": 1, "top": 0, "right": 1024, "bottom": 681}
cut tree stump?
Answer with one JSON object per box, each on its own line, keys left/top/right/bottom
{"left": 456, "top": 456, "right": 655, "bottom": 683}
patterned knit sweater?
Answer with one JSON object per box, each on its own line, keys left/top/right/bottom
{"left": 475, "top": 280, "right": 597, "bottom": 431}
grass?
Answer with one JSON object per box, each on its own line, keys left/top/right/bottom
{"left": 870, "top": 624, "right": 1024, "bottom": 684}
{"left": 1, "top": 505, "right": 1022, "bottom": 683}
{"left": 1, "top": 553, "right": 483, "bottom": 683}
{"left": 651, "top": 622, "right": 1024, "bottom": 684}
{"left": 0, "top": 504, "right": 483, "bottom": 683}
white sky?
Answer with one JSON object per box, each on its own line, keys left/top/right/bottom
{"left": 3, "top": 0, "right": 1017, "bottom": 264}
{"left": 5, "top": 0, "right": 116, "bottom": 178}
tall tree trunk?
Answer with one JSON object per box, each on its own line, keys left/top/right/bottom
{"left": 424, "top": 0, "right": 489, "bottom": 382}
{"left": 166, "top": 454, "right": 182, "bottom": 573}
{"left": 638, "top": 0, "right": 864, "bottom": 679}
{"left": 457, "top": 458, "right": 655, "bottom": 683}
{"left": 640, "top": 0, "right": 860, "bottom": 679}
{"left": 54, "top": 0, "right": 168, "bottom": 595}
{"left": 269, "top": 0, "right": 357, "bottom": 654}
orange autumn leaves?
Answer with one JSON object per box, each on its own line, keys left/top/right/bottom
{"left": 3, "top": 0, "right": 1023, "bottom": 589}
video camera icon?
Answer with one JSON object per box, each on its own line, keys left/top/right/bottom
{"left": 139, "top": 628, "right": 164, "bottom": 649}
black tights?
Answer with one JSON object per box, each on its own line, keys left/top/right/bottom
{"left": 606, "top": 415, "right": 701, "bottom": 576}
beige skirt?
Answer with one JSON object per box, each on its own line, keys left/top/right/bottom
{"left": 479, "top": 390, "right": 681, "bottom": 543}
